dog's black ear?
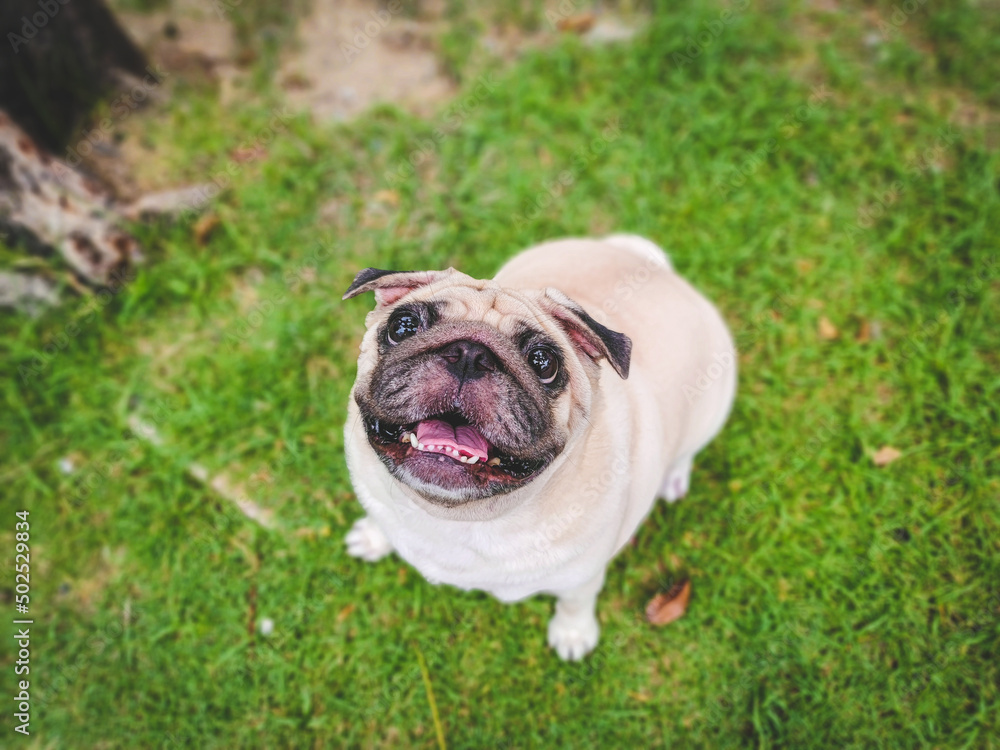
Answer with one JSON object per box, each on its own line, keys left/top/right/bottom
{"left": 541, "top": 288, "right": 632, "bottom": 379}
{"left": 343, "top": 268, "right": 455, "bottom": 307}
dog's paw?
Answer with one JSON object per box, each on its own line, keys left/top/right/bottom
{"left": 547, "top": 613, "right": 600, "bottom": 661}
{"left": 661, "top": 454, "right": 693, "bottom": 503}
{"left": 345, "top": 516, "right": 393, "bottom": 562}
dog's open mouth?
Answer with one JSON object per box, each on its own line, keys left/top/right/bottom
{"left": 364, "top": 411, "right": 548, "bottom": 492}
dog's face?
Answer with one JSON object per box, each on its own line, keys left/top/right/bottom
{"left": 344, "top": 267, "right": 632, "bottom": 507}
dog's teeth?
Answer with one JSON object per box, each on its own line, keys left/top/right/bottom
{"left": 468, "top": 456, "right": 479, "bottom": 465}
{"left": 400, "top": 431, "right": 410, "bottom": 443}
{"left": 409, "top": 433, "right": 418, "bottom": 448}
{"left": 459, "top": 455, "right": 469, "bottom": 463}
{"left": 487, "top": 457, "right": 501, "bottom": 467}
{"left": 417, "top": 442, "right": 425, "bottom": 450}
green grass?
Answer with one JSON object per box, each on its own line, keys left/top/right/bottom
{"left": 2, "top": 0, "right": 999, "bottom": 747}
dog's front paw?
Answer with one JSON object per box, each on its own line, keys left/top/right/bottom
{"left": 547, "top": 612, "right": 600, "bottom": 661}
{"left": 345, "top": 516, "right": 393, "bottom": 562}
{"left": 662, "top": 454, "right": 694, "bottom": 502}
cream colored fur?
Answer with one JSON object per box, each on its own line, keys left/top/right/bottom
{"left": 344, "top": 235, "right": 735, "bottom": 660}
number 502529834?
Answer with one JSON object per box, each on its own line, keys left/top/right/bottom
{"left": 15, "top": 510, "right": 30, "bottom": 615}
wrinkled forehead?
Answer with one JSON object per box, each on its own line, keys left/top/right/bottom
{"left": 400, "top": 280, "right": 555, "bottom": 338}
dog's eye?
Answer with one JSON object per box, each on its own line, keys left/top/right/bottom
{"left": 387, "top": 311, "right": 421, "bottom": 344}
{"left": 528, "top": 347, "right": 559, "bottom": 384}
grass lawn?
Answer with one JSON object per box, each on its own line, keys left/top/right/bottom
{"left": 2, "top": 0, "right": 999, "bottom": 747}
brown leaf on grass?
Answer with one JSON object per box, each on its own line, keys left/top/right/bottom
{"left": 336, "top": 604, "right": 355, "bottom": 623}
{"left": 646, "top": 579, "right": 691, "bottom": 626}
{"left": 231, "top": 144, "right": 267, "bottom": 163}
{"left": 281, "top": 72, "right": 312, "bottom": 90}
{"left": 818, "top": 316, "right": 839, "bottom": 340}
{"left": 856, "top": 319, "right": 871, "bottom": 343}
{"left": 372, "top": 189, "right": 400, "bottom": 207}
{"left": 193, "top": 213, "right": 220, "bottom": 245}
{"left": 872, "top": 445, "right": 902, "bottom": 466}
{"left": 557, "top": 13, "right": 596, "bottom": 33}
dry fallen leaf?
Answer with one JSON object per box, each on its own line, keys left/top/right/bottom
{"left": 856, "top": 319, "right": 871, "bottom": 343}
{"left": 282, "top": 71, "right": 312, "bottom": 90}
{"left": 231, "top": 144, "right": 267, "bottom": 163}
{"left": 557, "top": 12, "right": 596, "bottom": 34}
{"left": 372, "top": 189, "right": 400, "bottom": 207}
{"left": 818, "top": 316, "right": 839, "bottom": 340}
{"left": 873, "top": 445, "right": 902, "bottom": 466}
{"left": 193, "top": 213, "right": 220, "bottom": 245}
{"left": 336, "top": 604, "right": 355, "bottom": 623}
{"left": 646, "top": 579, "right": 691, "bottom": 626}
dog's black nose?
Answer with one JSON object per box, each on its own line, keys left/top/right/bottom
{"left": 439, "top": 340, "right": 498, "bottom": 380}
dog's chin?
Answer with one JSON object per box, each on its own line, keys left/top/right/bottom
{"left": 361, "top": 410, "right": 554, "bottom": 505}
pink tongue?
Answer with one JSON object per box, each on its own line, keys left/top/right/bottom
{"left": 415, "top": 419, "right": 490, "bottom": 461}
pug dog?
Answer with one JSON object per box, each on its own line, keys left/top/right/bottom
{"left": 342, "top": 235, "right": 736, "bottom": 660}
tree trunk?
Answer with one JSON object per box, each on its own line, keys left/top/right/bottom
{"left": 1, "top": 0, "right": 149, "bottom": 152}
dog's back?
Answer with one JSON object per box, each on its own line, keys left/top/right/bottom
{"left": 495, "top": 235, "right": 736, "bottom": 479}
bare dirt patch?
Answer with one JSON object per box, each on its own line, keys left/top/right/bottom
{"left": 277, "top": 0, "right": 645, "bottom": 123}
{"left": 277, "top": 0, "right": 455, "bottom": 121}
